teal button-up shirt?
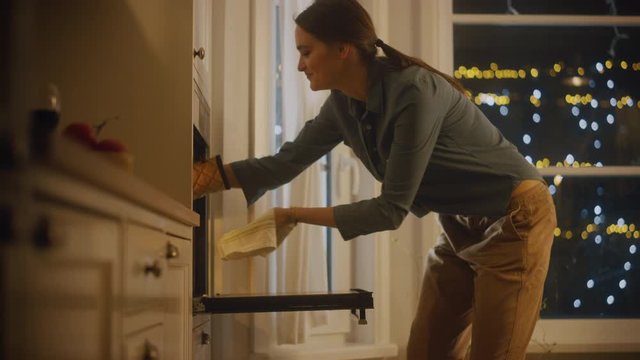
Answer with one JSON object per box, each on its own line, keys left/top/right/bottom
{"left": 231, "top": 59, "right": 542, "bottom": 240}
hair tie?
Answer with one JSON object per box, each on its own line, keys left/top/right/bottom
{"left": 374, "top": 38, "right": 384, "bottom": 48}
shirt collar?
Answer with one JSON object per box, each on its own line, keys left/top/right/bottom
{"left": 365, "top": 58, "right": 385, "bottom": 115}
{"left": 345, "top": 58, "right": 385, "bottom": 118}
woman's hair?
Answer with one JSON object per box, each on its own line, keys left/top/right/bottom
{"left": 294, "top": 0, "right": 465, "bottom": 94}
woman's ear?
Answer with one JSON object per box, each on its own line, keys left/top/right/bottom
{"left": 338, "top": 43, "right": 354, "bottom": 60}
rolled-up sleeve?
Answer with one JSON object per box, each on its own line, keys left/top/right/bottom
{"left": 334, "top": 74, "right": 450, "bottom": 240}
{"left": 231, "top": 96, "right": 343, "bottom": 206}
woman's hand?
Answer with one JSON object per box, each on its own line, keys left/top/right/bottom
{"left": 272, "top": 207, "right": 337, "bottom": 244}
{"left": 273, "top": 207, "right": 298, "bottom": 244}
{"left": 192, "top": 158, "right": 226, "bottom": 198}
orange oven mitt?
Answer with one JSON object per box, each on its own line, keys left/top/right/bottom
{"left": 192, "top": 155, "right": 230, "bottom": 199}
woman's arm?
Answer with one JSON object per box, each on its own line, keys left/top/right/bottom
{"left": 224, "top": 162, "right": 336, "bottom": 228}
{"left": 230, "top": 96, "right": 342, "bottom": 206}
{"left": 274, "top": 207, "right": 337, "bottom": 228}
{"left": 272, "top": 207, "right": 336, "bottom": 243}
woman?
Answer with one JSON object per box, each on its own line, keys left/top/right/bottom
{"left": 192, "top": 0, "right": 557, "bottom": 358}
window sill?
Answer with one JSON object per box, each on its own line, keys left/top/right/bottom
{"left": 252, "top": 343, "right": 398, "bottom": 360}
{"left": 527, "top": 343, "right": 640, "bottom": 353}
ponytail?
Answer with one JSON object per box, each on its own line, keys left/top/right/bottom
{"left": 375, "top": 39, "right": 466, "bottom": 95}
{"left": 294, "top": 0, "right": 465, "bottom": 95}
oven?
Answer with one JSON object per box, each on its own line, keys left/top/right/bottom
{"left": 192, "top": 124, "right": 209, "bottom": 297}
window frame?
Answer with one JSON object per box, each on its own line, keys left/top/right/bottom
{"left": 446, "top": 0, "right": 640, "bottom": 352}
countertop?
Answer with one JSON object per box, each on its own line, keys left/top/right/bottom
{"left": 33, "top": 136, "right": 199, "bottom": 227}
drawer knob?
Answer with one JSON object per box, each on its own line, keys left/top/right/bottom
{"left": 33, "top": 216, "right": 53, "bottom": 249}
{"left": 166, "top": 242, "right": 179, "bottom": 259}
{"left": 201, "top": 331, "right": 211, "bottom": 345}
{"left": 193, "top": 47, "right": 206, "bottom": 60}
{"left": 144, "top": 260, "right": 162, "bottom": 278}
{"left": 143, "top": 339, "right": 159, "bottom": 360}
{"left": 1, "top": 207, "right": 13, "bottom": 244}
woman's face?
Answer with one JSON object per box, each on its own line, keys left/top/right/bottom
{"left": 295, "top": 26, "right": 344, "bottom": 91}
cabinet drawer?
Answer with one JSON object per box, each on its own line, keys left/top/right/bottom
{"left": 124, "top": 224, "right": 174, "bottom": 308}
{"left": 123, "top": 224, "right": 189, "bottom": 335}
{"left": 123, "top": 325, "right": 165, "bottom": 360}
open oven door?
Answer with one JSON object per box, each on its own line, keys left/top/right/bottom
{"left": 193, "top": 289, "right": 373, "bottom": 324}
{"left": 192, "top": 125, "right": 374, "bottom": 324}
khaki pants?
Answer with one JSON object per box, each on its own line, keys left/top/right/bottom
{"left": 407, "top": 181, "right": 557, "bottom": 360}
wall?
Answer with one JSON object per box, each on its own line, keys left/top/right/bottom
{"left": 210, "top": 0, "right": 253, "bottom": 359}
{"left": 27, "top": 0, "right": 193, "bottom": 206}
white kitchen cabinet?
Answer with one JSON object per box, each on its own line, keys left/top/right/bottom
{"left": 7, "top": 0, "right": 211, "bottom": 358}
{"left": 121, "top": 226, "right": 191, "bottom": 360}
{"left": 21, "top": 201, "right": 121, "bottom": 360}
{"left": 123, "top": 222, "right": 193, "bottom": 360}
{"left": 2, "top": 139, "right": 198, "bottom": 360}
{"left": 193, "top": 0, "right": 213, "bottom": 104}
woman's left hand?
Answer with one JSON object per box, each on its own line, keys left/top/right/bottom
{"left": 273, "top": 208, "right": 297, "bottom": 244}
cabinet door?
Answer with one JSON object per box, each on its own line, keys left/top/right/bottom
{"left": 193, "top": 0, "right": 212, "bottom": 101}
{"left": 163, "top": 236, "right": 192, "bottom": 360}
{"left": 22, "top": 201, "right": 121, "bottom": 360}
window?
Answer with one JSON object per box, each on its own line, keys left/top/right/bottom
{"left": 454, "top": 0, "right": 640, "bottom": 16}
{"left": 273, "top": 2, "right": 334, "bottom": 290}
{"left": 248, "top": 1, "right": 397, "bottom": 357}
{"left": 452, "top": 0, "right": 640, "bottom": 351}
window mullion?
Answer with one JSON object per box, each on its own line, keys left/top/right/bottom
{"left": 453, "top": 14, "right": 640, "bottom": 27}
{"left": 538, "top": 166, "right": 640, "bottom": 177}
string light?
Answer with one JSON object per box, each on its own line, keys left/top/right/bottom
{"left": 471, "top": 92, "right": 511, "bottom": 107}
{"left": 532, "top": 113, "right": 541, "bottom": 123}
{"left": 456, "top": 59, "right": 640, "bottom": 82}
{"left": 619, "top": 279, "right": 627, "bottom": 289}
{"left": 456, "top": 55, "right": 639, "bottom": 316}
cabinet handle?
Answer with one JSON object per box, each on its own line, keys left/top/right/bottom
{"left": 201, "top": 331, "right": 211, "bottom": 345}
{"left": 33, "top": 216, "right": 53, "bottom": 249}
{"left": 143, "top": 339, "right": 159, "bottom": 360}
{"left": 166, "top": 242, "right": 179, "bottom": 259}
{"left": 1, "top": 206, "right": 13, "bottom": 244}
{"left": 144, "top": 260, "right": 162, "bottom": 278}
{"left": 193, "top": 47, "right": 206, "bottom": 60}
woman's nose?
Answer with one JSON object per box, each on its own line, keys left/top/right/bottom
{"left": 297, "top": 57, "right": 305, "bottom": 72}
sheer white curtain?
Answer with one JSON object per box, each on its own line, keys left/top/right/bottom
{"left": 273, "top": 0, "right": 331, "bottom": 345}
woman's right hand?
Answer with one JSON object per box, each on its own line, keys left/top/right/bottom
{"left": 192, "top": 157, "right": 226, "bottom": 199}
